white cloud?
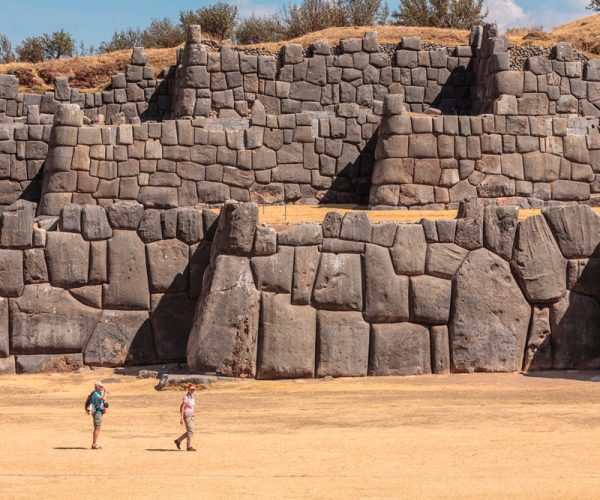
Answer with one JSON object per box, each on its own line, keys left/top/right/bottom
{"left": 484, "top": 0, "right": 527, "bottom": 29}
{"left": 232, "top": 0, "right": 279, "bottom": 18}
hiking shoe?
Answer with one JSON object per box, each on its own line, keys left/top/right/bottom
{"left": 174, "top": 440, "right": 181, "bottom": 450}
{"left": 187, "top": 447, "right": 196, "bottom": 452}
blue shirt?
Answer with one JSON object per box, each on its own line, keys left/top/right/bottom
{"left": 91, "top": 390, "right": 104, "bottom": 414}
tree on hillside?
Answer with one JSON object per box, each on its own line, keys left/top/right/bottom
{"left": 16, "top": 37, "right": 46, "bottom": 63}
{"left": 99, "top": 28, "right": 143, "bottom": 53}
{"left": 180, "top": 3, "right": 239, "bottom": 40}
{"left": 341, "top": 0, "right": 389, "bottom": 26}
{"left": 589, "top": 0, "right": 600, "bottom": 11}
{"left": 392, "top": 0, "right": 487, "bottom": 29}
{"left": 42, "top": 30, "right": 75, "bottom": 59}
{"left": 140, "top": 18, "right": 185, "bottom": 48}
{"left": 235, "top": 15, "right": 285, "bottom": 45}
{"left": 0, "top": 35, "right": 15, "bottom": 63}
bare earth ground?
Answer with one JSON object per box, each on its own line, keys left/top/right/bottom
{"left": 1, "top": 370, "right": 600, "bottom": 499}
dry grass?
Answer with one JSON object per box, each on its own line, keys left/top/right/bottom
{"left": 552, "top": 13, "right": 600, "bottom": 55}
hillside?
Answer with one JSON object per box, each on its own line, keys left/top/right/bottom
{"left": 1, "top": 15, "right": 599, "bottom": 94}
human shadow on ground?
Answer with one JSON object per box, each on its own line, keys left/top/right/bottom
{"left": 53, "top": 447, "right": 87, "bottom": 450}
{"left": 146, "top": 449, "right": 180, "bottom": 452}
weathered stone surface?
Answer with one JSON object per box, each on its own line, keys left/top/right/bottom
{"left": 69, "top": 285, "right": 102, "bottom": 309}
{"left": 81, "top": 205, "right": 112, "bottom": 240}
{"left": 369, "top": 323, "right": 431, "bottom": 376}
{"left": 0, "top": 298, "right": 8, "bottom": 357}
{"left": 364, "top": 244, "right": 409, "bottom": 322}
{"left": 251, "top": 246, "right": 294, "bottom": 293}
{"left": 0, "top": 355, "right": 15, "bottom": 375}
{"left": 151, "top": 293, "right": 196, "bottom": 362}
{"left": 15, "top": 353, "right": 83, "bottom": 374}
{"left": 322, "top": 211, "right": 342, "bottom": 238}
{"left": 146, "top": 239, "right": 189, "bottom": 293}
{"left": 253, "top": 225, "right": 276, "bottom": 256}
{"left": 316, "top": 311, "right": 369, "bottom": 377}
{"left": 313, "top": 253, "right": 362, "bottom": 310}
{"left": 106, "top": 201, "right": 144, "bottom": 229}
{"left": 188, "top": 241, "right": 211, "bottom": 300}
{"left": 390, "top": 224, "right": 427, "bottom": 275}
{"left": 277, "top": 223, "right": 322, "bottom": 246}
{"left": 45, "top": 232, "right": 89, "bottom": 288}
{"left": 292, "top": 246, "right": 320, "bottom": 305}
{"left": 511, "top": 214, "right": 567, "bottom": 303}
{"left": 0, "top": 202, "right": 35, "bottom": 247}
{"left": 543, "top": 205, "right": 600, "bottom": 259}
{"left": 451, "top": 248, "right": 530, "bottom": 372}
{"left": 10, "top": 284, "right": 100, "bottom": 354}
{"left": 103, "top": 230, "right": 150, "bottom": 309}
{"left": 257, "top": 293, "right": 316, "bottom": 379}
{"left": 523, "top": 306, "right": 552, "bottom": 371}
{"left": 455, "top": 198, "right": 484, "bottom": 250}
{"left": 483, "top": 205, "right": 518, "bottom": 260}
{"left": 84, "top": 310, "right": 156, "bottom": 366}
{"left": 211, "top": 201, "right": 258, "bottom": 257}
{"left": 24, "top": 249, "right": 48, "bottom": 284}
{"left": 176, "top": 208, "right": 204, "bottom": 244}
{"left": 187, "top": 255, "right": 260, "bottom": 377}
{"left": 137, "top": 209, "right": 162, "bottom": 243}
{"left": 339, "top": 212, "right": 372, "bottom": 242}
{"left": 551, "top": 291, "right": 600, "bottom": 369}
{"left": 430, "top": 325, "right": 450, "bottom": 374}
{"left": 410, "top": 275, "right": 451, "bottom": 324}
{"left": 0, "top": 249, "right": 24, "bottom": 297}
{"left": 425, "top": 243, "right": 468, "bottom": 279}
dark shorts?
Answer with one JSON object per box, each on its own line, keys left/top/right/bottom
{"left": 93, "top": 411, "right": 103, "bottom": 429}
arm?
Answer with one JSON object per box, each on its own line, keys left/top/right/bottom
{"left": 179, "top": 401, "right": 185, "bottom": 425}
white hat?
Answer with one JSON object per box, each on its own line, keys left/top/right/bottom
{"left": 95, "top": 382, "right": 104, "bottom": 388}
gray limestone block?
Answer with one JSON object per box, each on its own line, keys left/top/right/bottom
{"left": 10, "top": 284, "right": 100, "bottom": 354}
{"left": 69, "top": 286, "right": 102, "bottom": 309}
{"left": 277, "top": 223, "right": 322, "bottom": 246}
{"left": 543, "top": 204, "right": 600, "bottom": 259}
{"left": 436, "top": 219, "right": 456, "bottom": 243}
{"left": 187, "top": 255, "right": 260, "bottom": 377}
{"left": 292, "top": 246, "right": 320, "bottom": 306}
{"left": 89, "top": 241, "right": 107, "bottom": 285}
{"left": 401, "top": 36, "right": 421, "bottom": 50}
{"left": 410, "top": 275, "right": 452, "bottom": 324}
{"left": 24, "top": 248, "right": 48, "bottom": 284}
{"left": 369, "top": 323, "right": 431, "bottom": 376}
{"left": 425, "top": 243, "right": 469, "bottom": 279}
{"left": 316, "top": 310, "right": 369, "bottom": 377}
{"left": 146, "top": 239, "right": 189, "bottom": 293}
{"left": 151, "top": 293, "right": 196, "bottom": 362}
{"left": 251, "top": 246, "right": 294, "bottom": 294}
{"left": 137, "top": 209, "right": 162, "bottom": 243}
{"left": 511, "top": 214, "right": 567, "bottom": 303}
{"left": 54, "top": 104, "right": 83, "bottom": 127}
{"left": 551, "top": 180, "right": 590, "bottom": 201}
{"left": 138, "top": 186, "right": 179, "bottom": 208}
{"left": 483, "top": 205, "right": 519, "bottom": 261}
{"left": 45, "top": 232, "right": 89, "bottom": 288}
{"left": 283, "top": 44, "right": 303, "bottom": 64}
{"left": 455, "top": 198, "right": 484, "bottom": 250}
{"left": 420, "top": 219, "right": 438, "bottom": 243}
{"left": 106, "top": 201, "right": 144, "bottom": 229}
{"left": 257, "top": 293, "right": 316, "bottom": 379}
{"left": 0, "top": 356, "right": 15, "bottom": 375}
{"left": 258, "top": 56, "right": 277, "bottom": 79}
{"left": 0, "top": 201, "right": 35, "bottom": 248}
{"left": 15, "top": 354, "right": 84, "bottom": 374}
{"left": 451, "top": 248, "right": 530, "bottom": 373}
{"left": 176, "top": 208, "right": 204, "bottom": 244}
{"left": 0, "top": 74, "right": 19, "bottom": 99}
{"left": 0, "top": 297, "right": 7, "bottom": 357}
{"left": 313, "top": 253, "right": 362, "bottom": 311}
{"left": 364, "top": 244, "right": 409, "bottom": 323}
{"left": 253, "top": 225, "right": 277, "bottom": 256}
{"left": 81, "top": 205, "right": 112, "bottom": 240}
{"left": 84, "top": 310, "right": 156, "bottom": 367}
{"left": 339, "top": 212, "right": 372, "bottom": 242}
{"left": 493, "top": 71, "right": 524, "bottom": 97}
{"left": 371, "top": 222, "right": 398, "bottom": 247}
{"left": 523, "top": 152, "right": 560, "bottom": 182}
{"left": 103, "top": 230, "right": 150, "bottom": 309}
{"left": 321, "top": 239, "right": 365, "bottom": 254}
{"left": 430, "top": 325, "right": 450, "bottom": 374}
{"left": 523, "top": 306, "right": 552, "bottom": 371}
{"left": 390, "top": 224, "right": 427, "bottom": 275}
{"left": 211, "top": 202, "right": 258, "bottom": 257}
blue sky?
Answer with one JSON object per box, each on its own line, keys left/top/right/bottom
{"left": 0, "top": 0, "right": 592, "bottom": 47}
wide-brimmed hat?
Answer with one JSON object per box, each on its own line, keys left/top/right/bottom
{"left": 95, "top": 382, "right": 105, "bottom": 388}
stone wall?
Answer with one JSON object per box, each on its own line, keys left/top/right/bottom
{"left": 187, "top": 200, "right": 600, "bottom": 378}
{"left": 369, "top": 94, "right": 600, "bottom": 208}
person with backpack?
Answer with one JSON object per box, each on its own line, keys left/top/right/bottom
{"left": 85, "top": 382, "right": 108, "bottom": 450}
{"left": 174, "top": 384, "right": 197, "bottom": 451}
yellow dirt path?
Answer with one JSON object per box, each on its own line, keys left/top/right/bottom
{"left": 1, "top": 370, "right": 600, "bottom": 499}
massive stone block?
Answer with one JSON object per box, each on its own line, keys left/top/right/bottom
{"left": 425, "top": 243, "right": 468, "bottom": 279}
{"left": 45, "top": 232, "right": 89, "bottom": 288}
{"left": 364, "top": 244, "right": 409, "bottom": 322}
{"left": 187, "top": 255, "right": 260, "bottom": 377}
{"left": 410, "top": 275, "right": 451, "bottom": 324}
{"left": 369, "top": 323, "right": 431, "bottom": 376}
{"left": 313, "top": 253, "right": 363, "bottom": 311}
{"left": 15, "top": 353, "right": 84, "bottom": 374}
{"left": 390, "top": 224, "right": 427, "bottom": 275}
{"left": 103, "top": 230, "right": 150, "bottom": 309}
{"left": 316, "top": 311, "right": 369, "bottom": 377}
{"left": 211, "top": 201, "right": 258, "bottom": 257}
{"left": 84, "top": 310, "right": 156, "bottom": 366}
{"left": 543, "top": 205, "right": 600, "bottom": 259}
{"left": 146, "top": 239, "right": 189, "bottom": 293}
{"left": 0, "top": 249, "right": 24, "bottom": 297}
{"left": 523, "top": 306, "right": 552, "bottom": 371}
{"left": 251, "top": 246, "right": 294, "bottom": 293}
{"left": 483, "top": 205, "right": 518, "bottom": 261}
{"left": 550, "top": 291, "right": 600, "bottom": 369}
{"left": 10, "top": 284, "right": 100, "bottom": 354}
{"left": 292, "top": 246, "right": 320, "bottom": 305}
{"left": 450, "top": 248, "right": 530, "bottom": 372}
{"left": 257, "top": 293, "right": 316, "bottom": 379}
{"left": 511, "top": 214, "right": 566, "bottom": 303}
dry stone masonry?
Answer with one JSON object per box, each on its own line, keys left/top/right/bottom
{"left": 1, "top": 23, "right": 600, "bottom": 376}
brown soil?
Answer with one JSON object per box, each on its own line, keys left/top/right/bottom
{"left": 1, "top": 369, "right": 600, "bottom": 498}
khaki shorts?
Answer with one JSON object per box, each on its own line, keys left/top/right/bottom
{"left": 93, "top": 411, "right": 103, "bottom": 429}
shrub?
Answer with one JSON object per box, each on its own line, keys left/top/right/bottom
{"left": 99, "top": 28, "right": 143, "bottom": 53}
{"left": 180, "top": 3, "right": 239, "bottom": 40}
{"left": 235, "top": 15, "right": 285, "bottom": 44}
{"left": 41, "top": 30, "right": 75, "bottom": 59}
{"left": 16, "top": 37, "right": 46, "bottom": 63}
{"left": 589, "top": 0, "right": 600, "bottom": 12}
{"left": 140, "top": 17, "right": 185, "bottom": 48}
{"left": 392, "top": 0, "right": 487, "bottom": 29}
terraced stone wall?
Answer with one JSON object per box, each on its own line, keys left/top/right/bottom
{"left": 369, "top": 94, "right": 600, "bottom": 208}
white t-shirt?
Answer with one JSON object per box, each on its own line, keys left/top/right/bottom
{"left": 182, "top": 393, "right": 195, "bottom": 416}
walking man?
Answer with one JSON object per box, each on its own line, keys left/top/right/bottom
{"left": 175, "top": 384, "right": 196, "bottom": 451}
{"left": 87, "top": 382, "right": 107, "bottom": 450}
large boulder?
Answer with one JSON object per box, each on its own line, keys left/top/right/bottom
{"left": 363, "top": 244, "right": 409, "bottom": 322}
{"left": 550, "top": 291, "right": 600, "bottom": 369}
{"left": 256, "top": 293, "right": 316, "bottom": 379}
{"left": 187, "top": 255, "right": 260, "bottom": 377}
{"left": 390, "top": 224, "right": 427, "bottom": 275}
{"left": 103, "top": 230, "right": 150, "bottom": 309}
{"left": 10, "top": 284, "right": 100, "bottom": 354}
{"left": 316, "top": 311, "right": 369, "bottom": 377}
{"left": 211, "top": 201, "right": 258, "bottom": 257}
{"left": 543, "top": 205, "right": 600, "bottom": 259}
{"left": 250, "top": 246, "right": 294, "bottom": 293}
{"left": 450, "top": 248, "right": 530, "bottom": 372}
{"left": 146, "top": 239, "right": 189, "bottom": 293}
{"left": 313, "top": 253, "right": 363, "bottom": 311}
{"left": 45, "top": 232, "right": 90, "bottom": 288}
{"left": 511, "top": 214, "right": 566, "bottom": 303}
{"left": 369, "top": 323, "right": 431, "bottom": 376}
{"left": 83, "top": 310, "right": 156, "bottom": 366}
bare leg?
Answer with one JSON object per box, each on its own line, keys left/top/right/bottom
{"left": 93, "top": 428, "right": 100, "bottom": 447}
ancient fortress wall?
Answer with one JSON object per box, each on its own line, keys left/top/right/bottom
{"left": 1, "top": 23, "right": 600, "bottom": 376}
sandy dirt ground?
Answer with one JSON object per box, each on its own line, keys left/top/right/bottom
{"left": 2, "top": 370, "right": 600, "bottom": 499}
